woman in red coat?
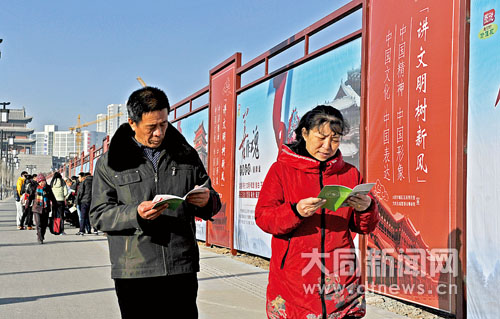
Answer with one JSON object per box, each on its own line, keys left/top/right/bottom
{"left": 256, "top": 105, "right": 379, "bottom": 319}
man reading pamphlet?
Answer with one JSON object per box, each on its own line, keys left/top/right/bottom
{"left": 90, "top": 86, "right": 221, "bottom": 318}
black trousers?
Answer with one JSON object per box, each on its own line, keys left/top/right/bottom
{"left": 33, "top": 210, "right": 49, "bottom": 241}
{"left": 114, "top": 273, "right": 198, "bottom": 319}
{"left": 20, "top": 206, "right": 34, "bottom": 227}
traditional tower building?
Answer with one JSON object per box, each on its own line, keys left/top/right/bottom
{"left": 193, "top": 121, "right": 208, "bottom": 169}
{"left": 0, "top": 106, "right": 35, "bottom": 155}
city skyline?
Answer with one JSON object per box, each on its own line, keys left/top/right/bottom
{"left": 0, "top": 1, "right": 350, "bottom": 132}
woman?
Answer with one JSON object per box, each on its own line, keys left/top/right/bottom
{"left": 256, "top": 105, "right": 379, "bottom": 319}
{"left": 50, "top": 172, "right": 68, "bottom": 235}
{"left": 26, "top": 174, "right": 58, "bottom": 244}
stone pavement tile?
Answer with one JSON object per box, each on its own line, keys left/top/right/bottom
{"left": 1, "top": 197, "right": 410, "bottom": 318}
{"left": 0, "top": 198, "right": 119, "bottom": 319}
{"left": 198, "top": 246, "right": 409, "bottom": 319}
{"left": 198, "top": 247, "right": 267, "bottom": 319}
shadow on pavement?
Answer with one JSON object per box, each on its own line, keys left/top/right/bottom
{"left": 200, "top": 255, "right": 226, "bottom": 260}
{"left": 199, "top": 271, "right": 268, "bottom": 281}
{"left": 0, "top": 238, "right": 108, "bottom": 247}
{"left": 0, "top": 264, "right": 110, "bottom": 277}
{"left": 0, "top": 287, "right": 115, "bottom": 305}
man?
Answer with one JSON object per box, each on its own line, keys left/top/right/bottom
{"left": 90, "top": 86, "right": 221, "bottom": 319}
{"left": 76, "top": 172, "right": 93, "bottom": 235}
{"left": 15, "top": 171, "right": 28, "bottom": 229}
{"left": 19, "top": 174, "right": 34, "bottom": 230}
{"left": 25, "top": 174, "right": 37, "bottom": 228}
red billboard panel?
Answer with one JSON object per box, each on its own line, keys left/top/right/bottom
{"left": 365, "top": 0, "right": 461, "bottom": 312}
{"left": 207, "top": 56, "right": 240, "bottom": 248}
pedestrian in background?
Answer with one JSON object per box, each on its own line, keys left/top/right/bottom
{"left": 26, "top": 174, "right": 58, "bottom": 244}
{"left": 50, "top": 172, "right": 67, "bottom": 235}
{"left": 256, "top": 105, "right": 379, "bottom": 319}
{"left": 65, "top": 176, "right": 79, "bottom": 227}
{"left": 76, "top": 172, "right": 93, "bottom": 235}
{"left": 22, "top": 174, "right": 37, "bottom": 230}
{"left": 20, "top": 175, "right": 33, "bottom": 230}
{"left": 90, "top": 86, "right": 221, "bottom": 318}
{"left": 75, "top": 173, "right": 84, "bottom": 230}
{"left": 15, "top": 171, "right": 28, "bottom": 230}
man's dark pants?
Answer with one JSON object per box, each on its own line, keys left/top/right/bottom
{"left": 114, "top": 273, "right": 198, "bottom": 319}
{"left": 20, "top": 206, "right": 34, "bottom": 228}
{"left": 79, "top": 202, "right": 91, "bottom": 234}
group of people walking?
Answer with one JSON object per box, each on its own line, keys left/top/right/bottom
{"left": 14, "top": 170, "right": 96, "bottom": 244}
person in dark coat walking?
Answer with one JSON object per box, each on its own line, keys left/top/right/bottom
{"left": 26, "top": 174, "right": 58, "bottom": 244}
{"left": 20, "top": 174, "right": 34, "bottom": 230}
{"left": 76, "top": 172, "right": 93, "bottom": 235}
{"left": 64, "top": 177, "right": 79, "bottom": 227}
{"left": 21, "top": 174, "right": 38, "bottom": 230}
{"left": 90, "top": 86, "right": 221, "bottom": 319}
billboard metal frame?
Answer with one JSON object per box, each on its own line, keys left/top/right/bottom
{"left": 60, "top": 1, "right": 470, "bottom": 315}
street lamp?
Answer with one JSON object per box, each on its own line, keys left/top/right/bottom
{"left": 0, "top": 102, "right": 10, "bottom": 162}
{"left": 26, "top": 164, "right": 37, "bottom": 175}
{"left": 0, "top": 102, "right": 10, "bottom": 199}
{"left": 0, "top": 102, "right": 10, "bottom": 122}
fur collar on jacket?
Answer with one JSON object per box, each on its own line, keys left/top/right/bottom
{"left": 278, "top": 144, "right": 347, "bottom": 176}
{"left": 107, "top": 122, "right": 199, "bottom": 172}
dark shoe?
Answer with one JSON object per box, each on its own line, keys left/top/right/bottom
{"left": 38, "top": 239, "right": 43, "bottom": 244}
{"left": 76, "top": 232, "right": 84, "bottom": 236}
{"left": 19, "top": 226, "right": 25, "bottom": 230}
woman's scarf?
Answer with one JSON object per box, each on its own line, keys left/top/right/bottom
{"left": 35, "top": 186, "right": 49, "bottom": 209}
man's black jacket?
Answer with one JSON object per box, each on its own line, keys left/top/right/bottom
{"left": 90, "top": 123, "right": 221, "bottom": 278}
{"left": 76, "top": 176, "right": 93, "bottom": 205}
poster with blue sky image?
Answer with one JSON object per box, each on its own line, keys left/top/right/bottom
{"left": 234, "top": 38, "right": 362, "bottom": 257}
{"left": 467, "top": 1, "right": 500, "bottom": 318}
{"left": 173, "top": 108, "right": 209, "bottom": 241}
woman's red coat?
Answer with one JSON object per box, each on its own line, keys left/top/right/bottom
{"left": 256, "top": 145, "right": 379, "bottom": 318}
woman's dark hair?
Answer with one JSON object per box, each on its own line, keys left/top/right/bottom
{"left": 127, "top": 86, "right": 170, "bottom": 124}
{"left": 293, "top": 105, "right": 349, "bottom": 146}
{"left": 50, "top": 172, "right": 64, "bottom": 188}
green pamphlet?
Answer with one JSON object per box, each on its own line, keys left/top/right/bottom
{"left": 317, "top": 183, "right": 375, "bottom": 211}
{"left": 152, "top": 180, "right": 209, "bottom": 210}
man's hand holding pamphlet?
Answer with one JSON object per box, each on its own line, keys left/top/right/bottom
{"left": 152, "top": 179, "right": 209, "bottom": 210}
{"left": 317, "top": 183, "right": 375, "bottom": 211}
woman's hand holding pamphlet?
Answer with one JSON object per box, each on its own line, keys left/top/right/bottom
{"left": 317, "top": 183, "right": 375, "bottom": 211}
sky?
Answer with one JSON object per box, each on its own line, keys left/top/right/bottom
{"left": 0, "top": 0, "right": 351, "bottom": 132}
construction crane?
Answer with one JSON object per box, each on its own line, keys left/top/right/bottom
{"left": 137, "top": 77, "right": 147, "bottom": 87}
{"left": 69, "top": 112, "right": 123, "bottom": 154}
